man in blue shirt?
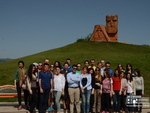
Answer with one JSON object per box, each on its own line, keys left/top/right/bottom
{"left": 67, "top": 65, "right": 81, "bottom": 113}
{"left": 62, "top": 58, "right": 73, "bottom": 71}
{"left": 105, "top": 62, "right": 114, "bottom": 77}
{"left": 39, "top": 63, "right": 53, "bottom": 113}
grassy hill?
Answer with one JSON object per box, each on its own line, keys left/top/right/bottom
{"left": 0, "top": 41, "right": 150, "bottom": 97}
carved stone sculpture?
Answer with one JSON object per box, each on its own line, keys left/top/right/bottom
{"left": 90, "top": 14, "right": 118, "bottom": 41}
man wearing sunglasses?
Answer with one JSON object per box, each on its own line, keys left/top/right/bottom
{"left": 67, "top": 65, "right": 81, "bottom": 113}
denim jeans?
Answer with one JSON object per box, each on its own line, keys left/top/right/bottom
{"left": 81, "top": 89, "right": 91, "bottom": 113}
{"left": 113, "top": 90, "right": 121, "bottom": 112}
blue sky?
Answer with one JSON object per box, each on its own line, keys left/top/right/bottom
{"left": 0, "top": 0, "right": 150, "bottom": 59}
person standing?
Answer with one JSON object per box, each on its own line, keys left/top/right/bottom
{"left": 41, "top": 58, "right": 50, "bottom": 71}
{"left": 60, "top": 62, "right": 71, "bottom": 111}
{"left": 53, "top": 66, "right": 65, "bottom": 113}
{"left": 54, "top": 61, "right": 62, "bottom": 69}
{"left": 26, "top": 64, "right": 38, "bottom": 113}
{"left": 62, "top": 59, "right": 73, "bottom": 71}
{"left": 105, "top": 62, "right": 114, "bottom": 77}
{"left": 112, "top": 69, "right": 121, "bottom": 113}
{"left": 117, "top": 64, "right": 125, "bottom": 73}
{"left": 88, "top": 68, "right": 95, "bottom": 113}
{"left": 67, "top": 65, "right": 81, "bottom": 113}
{"left": 92, "top": 67, "right": 102, "bottom": 113}
{"left": 76, "top": 63, "right": 82, "bottom": 74}
{"left": 80, "top": 67, "right": 92, "bottom": 113}
{"left": 100, "top": 60, "right": 106, "bottom": 77}
{"left": 47, "top": 64, "right": 55, "bottom": 111}
{"left": 125, "top": 63, "right": 134, "bottom": 77}
{"left": 14, "top": 60, "right": 29, "bottom": 110}
{"left": 126, "top": 73, "right": 136, "bottom": 113}
{"left": 101, "top": 68, "right": 113, "bottom": 113}
{"left": 84, "top": 60, "right": 89, "bottom": 68}
{"left": 88, "top": 59, "right": 96, "bottom": 70}
{"left": 38, "top": 63, "right": 53, "bottom": 113}
{"left": 134, "top": 69, "right": 144, "bottom": 112}
{"left": 120, "top": 71, "right": 127, "bottom": 113}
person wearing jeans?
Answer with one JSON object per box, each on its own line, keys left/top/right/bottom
{"left": 112, "top": 69, "right": 122, "bottom": 113}
{"left": 126, "top": 73, "right": 136, "bottom": 113}
{"left": 80, "top": 67, "right": 92, "bottom": 113}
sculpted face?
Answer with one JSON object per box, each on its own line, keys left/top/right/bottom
{"left": 106, "top": 15, "right": 118, "bottom": 33}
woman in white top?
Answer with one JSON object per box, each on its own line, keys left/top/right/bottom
{"left": 120, "top": 71, "right": 127, "bottom": 113}
{"left": 53, "top": 66, "right": 65, "bottom": 113}
{"left": 126, "top": 73, "right": 136, "bottom": 113}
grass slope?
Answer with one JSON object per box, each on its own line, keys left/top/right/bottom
{"left": 0, "top": 41, "right": 150, "bottom": 96}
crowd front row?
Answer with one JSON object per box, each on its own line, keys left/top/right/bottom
{"left": 14, "top": 59, "right": 144, "bottom": 113}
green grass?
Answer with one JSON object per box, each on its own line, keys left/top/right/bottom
{"left": 0, "top": 41, "right": 150, "bottom": 100}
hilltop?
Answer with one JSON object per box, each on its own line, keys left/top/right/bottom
{"left": 0, "top": 58, "right": 12, "bottom": 63}
{"left": 0, "top": 41, "right": 150, "bottom": 96}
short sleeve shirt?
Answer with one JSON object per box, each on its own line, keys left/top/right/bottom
{"left": 39, "top": 71, "right": 52, "bottom": 89}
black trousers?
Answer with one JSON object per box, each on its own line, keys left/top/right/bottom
{"left": 16, "top": 81, "right": 29, "bottom": 106}
{"left": 39, "top": 88, "right": 50, "bottom": 113}
{"left": 29, "top": 88, "right": 37, "bottom": 113}
{"left": 101, "top": 93, "right": 110, "bottom": 112}
{"left": 136, "top": 90, "right": 142, "bottom": 112}
{"left": 120, "top": 92, "right": 127, "bottom": 111}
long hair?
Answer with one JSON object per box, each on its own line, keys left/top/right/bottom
{"left": 95, "top": 67, "right": 102, "bottom": 82}
{"left": 126, "top": 73, "right": 133, "bottom": 82}
{"left": 82, "top": 66, "right": 89, "bottom": 74}
{"left": 28, "top": 64, "right": 35, "bottom": 82}
{"left": 126, "top": 63, "right": 133, "bottom": 71}
{"left": 114, "top": 69, "right": 121, "bottom": 80}
{"left": 54, "top": 61, "right": 61, "bottom": 69}
{"left": 134, "top": 69, "right": 141, "bottom": 77}
{"left": 88, "top": 68, "right": 95, "bottom": 77}
{"left": 117, "top": 64, "right": 124, "bottom": 73}
{"left": 103, "top": 68, "right": 111, "bottom": 80}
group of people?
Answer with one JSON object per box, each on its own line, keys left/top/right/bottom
{"left": 14, "top": 58, "right": 144, "bottom": 113}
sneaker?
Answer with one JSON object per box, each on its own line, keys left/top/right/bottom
{"left": 18, "top": 105, "right": 22, "bottom": 110}
{"left": 47, "top": 107, "right": 54, "bottom": 111}
{"left": 51, "top": 107, "right": 54, "bottom": 111}
{"left": 47, "top": 107, "right": 52, "bottom": 111}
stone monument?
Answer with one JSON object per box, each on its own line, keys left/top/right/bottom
{"left": 90, "top": 14, "right": 118, "bottom": 42}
